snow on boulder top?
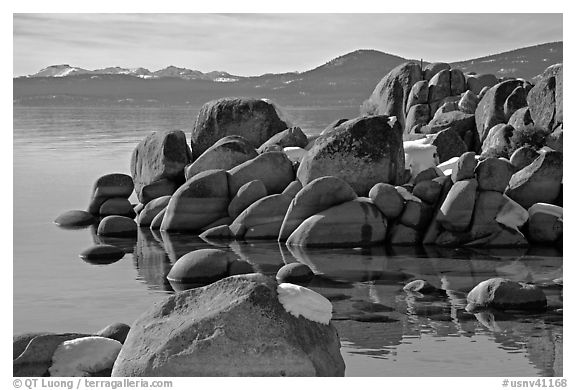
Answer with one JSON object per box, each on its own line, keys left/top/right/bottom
{"left": 49, "top": 336, "right": 122, "bottom": 377}
{"left": 277, "top": 283, "right": 332, "bottom": 325}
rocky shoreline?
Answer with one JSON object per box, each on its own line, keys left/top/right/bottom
{"left": 16, "top": 60, "right": 562, "bottom": 377}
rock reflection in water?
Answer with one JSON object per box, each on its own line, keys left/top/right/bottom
{"left": 124, "top": 230, "right": 563, "bottom": 376}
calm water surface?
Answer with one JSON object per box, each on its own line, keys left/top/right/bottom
{"left": 13, "top": 106, "right": 563, "bottom": 376}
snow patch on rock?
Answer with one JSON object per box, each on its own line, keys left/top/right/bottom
{"left": 49, "top": 336, "right": 122, "bottom": 377}
{"left": 403, "top": 139, "right": 439, "bottom": 177}
{"left": 277, "top": 283, "right": 332, "bottom": 325}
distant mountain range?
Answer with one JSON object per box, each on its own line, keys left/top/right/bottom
{"left": 13, "top": 41, "right": 562, "bottom": 107}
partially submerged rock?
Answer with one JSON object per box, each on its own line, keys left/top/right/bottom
{"left": 49, "top": 336, "right": 122, "bottom": 377}
{"left": 466, "top": 278, "right": 547, "bottom": 311}
{"left": 111, "top": 274, "right": 344, "bottom": 376}
{"left": 54, "top": 210, "right": 96, "bottom": 228}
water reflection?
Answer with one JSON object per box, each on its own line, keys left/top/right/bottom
{"left": 89, "top": 227, "right": 563, "bottom": 376}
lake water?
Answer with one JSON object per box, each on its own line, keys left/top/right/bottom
{"left": 13, "top": 105, "right": 563, "bottom": 377}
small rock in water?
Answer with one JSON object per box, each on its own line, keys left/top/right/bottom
{"left": 49, "top": 336, "right": 122, "bottom": 377}
{"left": 79, "top": 245, "right": 125, "bottom": 264}
{"left": 466, "top": 277, "right": 547, "bottom": 312}
{"left": 276, "top": 263, "right": 315, "bottom": 285}
{"left": 166, "top": 249, "right": 238, "bottom": 284}
{"left": 96, "top": 323, "right": 131, "bottom": 344}
{"left": 99, "top": 197, "right": 135, "bottom": 217}
{"left": 97, "top": 216, "right": 137, "bottom": 237}
{"left": 54, "top": 210, "right": 96, "bottom": 228}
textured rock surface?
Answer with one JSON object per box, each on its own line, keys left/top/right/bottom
{"left": 505, "top": 151, "right": 563, "bottom": 209}
{"left": 130, "top": 130, "right": 192, "bottom": 203}
{"left": 437, "top": 179, "right": 478, "bottom": 232}
{"left": 111, "top": 274, "right": 345, "bottom": 376}
{"left": 297, "top": 115, "right": 404, "bottom": 195}
{"left": 191, "top": 98, "right": 289, "bottom": 158}
{"left": 368, "top": 183, "right": 405, "bottom": 219}
{"left": 257, "top": 126, "right": 308, "bottom": 153}
{"left": 137, "top": 196, "right": 171, "bottom": 226}
{"left": 49, "top": 336, "right": 122, "bottom": 377}
{"left": 475, "top": 157, "right": 515, "bottom": 192}
{"left": 228, "top": 180, "right": 268, "bottom": 219}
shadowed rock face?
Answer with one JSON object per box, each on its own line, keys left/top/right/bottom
{"left": 297, "top": 115, "right": 405, "bottom": 196}
{"left": 191, "top": 97, "right": 289, "bottom": 159}
{"left": 111, "top": 274, "right": 345, "bottom": 377}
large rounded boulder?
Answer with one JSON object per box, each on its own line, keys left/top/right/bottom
{"left": 279, "top": 176, "right": 357, "bottom": 241}
{"left": 286, "top": 198, "right": 387, "bottom": 247}
{"left": 527, "top": 64, "right": 563, "bottom": 133}
{"left": 297, "top": 115, "right": 404, "bottom": 196}
{"left": 191, "top": 98, "right": 289, "bottom": 159}
{"left": 160, "top": 169, "right": 229, "bottom": 232}
{"left": 361, "top": 62, "right": 423, "bottom": 130}
{"left": 228, "top": 151, "right": 295, "bottom": 196}
{"left": 185, "top": 136, "right": 257, "bottom": 180}
{"left": 111, "top": 274, "right": 344, "bottom": 376}
{"left": 130, "top": 130, "right": 192, "bottom": 204}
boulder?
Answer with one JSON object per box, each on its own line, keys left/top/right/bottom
{"left": 297, "top": 115, "right": 404, "bottom": 195}
{"left": 160, "top": 169, "right": 229, "bottom": 232}
{"left": 13, "top": 332, "right": 52, "bottom": 360}
{"left": 88, "top": 173, "right": 134, "bottom": 214}
{"left": 413, "top": 179, "right": 442, "bottom": 205}
{"left": 451, "top": 151, "right": 477, "bottom": 182}
{"left": 97, "top": 216, "right": 137, "bottom": 237}
{"left": 428, "top": 128, "right": 468, "bottom": 163}
{"left": 507, "top": 106, "right": 533, "bottom": 131}
{"left": 96, "top": 323, "right": 131, "bottom": 344}
{"left": 509, "top": 146, "right": 540, "bottom": 171}
{"left": 257, "top": 127, "right": 308, "bottom": 153}
{"left": 368, "top": 183, "right": 405, "bottom": 219}
{"left": 139, "top": 178, "right": 178, "bottom": 205}
{"left": 230, "top": 194, "right": 293, "bottom": 239}
{"left": 505, "top": 151, "right": 563, "bottom": 209}
{"left": 430, "top": 96, "right": 460, "bottom": 118}
{"left": 362, "top": 61, "right": 423, "bottom": 130}
{"left": 387, "top": 223, "right": 422, "bottom": 245}
{"left": 282, "top": 180, "right": 303, "bottom": 198}
{"left": 527, "top": 64, "right": 562, "bottom": 133}
{"left": 398, "top": 198, "right": 432, "bottom": 229}
{"left": 422, "top": 175, "right": 454, "bottom": 244}
{"left": 130, "top": 130, "right": 192, "bottom": 203}
{"left": 495, "top": 195, "right": 529, "bottom": 232}
{"left": 458, "top": 90, "right": 479, "bottom": 114}
{"left": 279, "top": 176, "right": 357, "bottom": 241}
{"left": 99, "top": 198, "right": 135, "bottom": 218}
{"left": 450, "top": 68, "right": 467, "bottom": 96}
{"left": 413, "top": 166, "right": 441, "bottom": 185}
{"left": 111, "top": 274, "right": 344, "bottom": 376}
{"left": 405, "top": 104, "right": 431, "bottom": 134}
{"left": 469, "top": 191, "right": 506, "bottom": 238}
{"left": 427, "top": 69, "right": 451, "bottom": 104}
{"left": 79, "top": 244, "right": 125, "bottom": 264}
{"left": 437, "top": 179, "right": 478, "bottom": 232}
{"left": 423, "top": 62, "right": 450, "bottom": 81}
{"left": 49, "top": 336, "right": 122, "bottom": 377}
{"left": 228, "top": 180, "right": 268, "bottom": 219}
{"left": 475, "top": 80, "right": 525, "bottom": 143}
{"left": 184, "top": 136, "right": 257, "bottom": 180}
{"left": 286, "top": 198, "right": 387, "bottom": 247}
{"left": 190, "top": 97, "right": 289, "bottom": 158}
{"left": 466, "top": 74, "right": 499, "bottom": 95}
{"left": 167, "top": 249, "right": 240, "bottom": 284}
{"left": 136, "top": 195, "right": 171, "bottom": 226}
{"left": 276, "top": 263, "right": 315, "bottom": 285}
{"left": 481, "top": 124, "right": 514, "bottom": 158}
{"left": 405, "top": 80, "right": 429, "bottom": 112}
{"left": 228, "top": 152, "right": 295, "bottom": 196}
{"left": 425, "top": 110, "right": 476, "bottom": 137}
{"left": 475, "top": 157, "right": 515, "bottom": 192}
{"left": 527, "top": 203, "right": 563, "bottom": 244}
{"left": 466, "top": 278, "right": 547, "bottom": 311}
{"left": 54, "top": 210, "right": 96, "bottom": 227}
{"left": 503, "top": 86, "right": 527, "bottom": 121}
{"left": 466, "top": 224, "right": 528, "bottom": 247}
{"left": 403, "top": 280, "right": 441, "bottom": 294}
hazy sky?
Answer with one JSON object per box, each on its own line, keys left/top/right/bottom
{"left": 13, "top": 13, "right": 563, "bottom": 77}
